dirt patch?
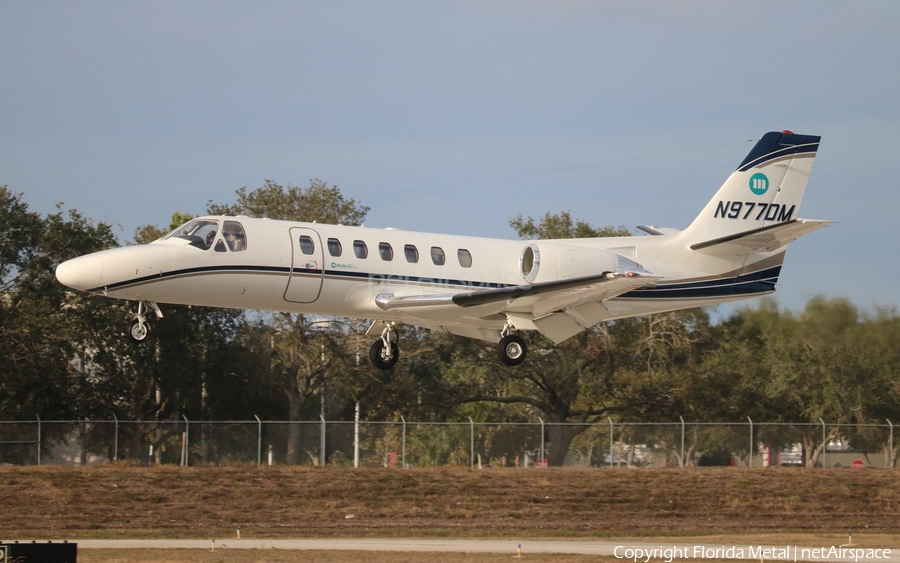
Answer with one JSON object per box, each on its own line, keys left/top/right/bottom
{"left": 1, "top": 465, "right": 898, "bottom": 538}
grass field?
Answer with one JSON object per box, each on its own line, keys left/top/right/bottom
{"left": 2, "top": 464, "right": 899, "bottom": 538}
{"left": 2, "top": 465, "right": 899, "bottom": 561}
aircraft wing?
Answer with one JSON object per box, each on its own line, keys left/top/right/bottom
{"left": 496, "top": 272, "right": 658, "bottom": 318}
{"left": 375, "top": 270, "right": 657, "bottom": 311}
{"left": 690, "top": 218, "right": 832, "bottom": 256}
{"left": 375, "top": 268, "right": 660, "bottom": 344}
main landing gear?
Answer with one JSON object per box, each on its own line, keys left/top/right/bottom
{"left": 498, "top": 322, "right": 527, "bottom": 366}
{"left": 369, "top": 322, "right": 399, "bottom": 370}
{"left": 365, "top": 320, "right": 527, "bottom": 369}
{"left": 128, "top": 301, "right": 163, "bottom": 344}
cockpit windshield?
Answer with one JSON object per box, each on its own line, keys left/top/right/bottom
{"left": 164, "top": 219, "right": 220, "bottom": 250}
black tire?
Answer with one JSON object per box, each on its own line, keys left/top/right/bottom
{"left": 369, "top": 339, "right": 399, "bottom": 370}
{"left": 128, "top": 319, "right": 149, "bottom": 343}
{"left": 498, "top": 334, "right": 527, "bottom": 366}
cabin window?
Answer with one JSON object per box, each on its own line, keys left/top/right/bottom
{"left": 404, "top": 244, "right": 419, "bottom": 263}
{"left": 379, "top": 242, "right": 393, "bottom": 261}
{"left": 353, "top": 240, "right": 368, "bottom": 259}
{"left": 431, "top": 246, "right": 445, "bottom": 266}
{"left": 214, "top": 240, "right": 226, "bottom": 253}
{"left": 299, "top": 235, "right": 316, "bottom": 255}
{"left": 458, "top": 249, "right": 473, "bottom": 268}
{"left": 327, "top": 238, "right": 342, "bottom": 257}
{"left": 223, "top": 221, "right": 247, "bottom": 252}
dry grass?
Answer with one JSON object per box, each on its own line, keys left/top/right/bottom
{"left": 2, "top": 465, "right": 900, "bottom": 539}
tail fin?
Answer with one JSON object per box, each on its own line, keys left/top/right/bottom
{"left": 682, "top": 131, "right": 821, "bottom": 245}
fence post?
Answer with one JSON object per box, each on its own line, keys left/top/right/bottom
{"left": 113, "top": 414, "right": 119, "bottom": 463}
{"left": 539, "top": 417, "right": 545, "bottom": 466}
{"left": 36, "top": 416, "right": 41, "bottom": 466}
{"left": 353, "top": 401, "right": 360, "bottom": 469}
{"left": 680, "top": 416, "right": 685, "bottom": 468}
{"left": 253, "top": 414, "right": 262, "bottom": 467}
{"left": 747, "top": 417, "right": 753, "bottom": 468}
{"left": 609, "top": 417, "right": 614, "bottom": 469}
{"left": 318, "top": 415, "right": 327, "bottom": 466}
{"left": 469, "top": 417, "right": 474, "bottom": 468}
{"left": 889, "top": 419, "right": 894, "bottom": 469}
{"left": 254, "top": 415, "right": 261, "bottom": 467}
{"left": 320, "top": 376, "right": 326, "bottom": 466}
{"left": 182, "top": 415, "right": 189, "bottom": 467}
{"left": 400, "top": 415, "right": 406, "bottom": 469}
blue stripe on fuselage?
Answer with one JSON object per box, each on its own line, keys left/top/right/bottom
{"left": 620, "top": 266, "right": 780, "bottom": 299}
{"left": 90, "top": 264, "right": 780, "bottom": 301}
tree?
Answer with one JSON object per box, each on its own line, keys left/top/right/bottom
{"left": 0, "top": 187, "right": 118, "bottom": 424}
{"left": 701, "top": 297, "right": 900, "bottom": 467}
{"left": 0, "top": 187, "right": 42, "bottom": 293}
{"left": 436, "top": 211, "right": 709, "bottom": 466}
{"left": 108, "top": 212, "right": 276, "bottom": 462}
{"left": 207, "top": 178, "right": 369, "bottom": 225}
{"left": 509, "top": 210, "right": 630, "bottom": 239}
{"left": 207, "top": 179, "right": 371, "bottom": 464}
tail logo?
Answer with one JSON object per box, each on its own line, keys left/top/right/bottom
{"left": 749, "top": 173, "right": 769, "bottom": 196}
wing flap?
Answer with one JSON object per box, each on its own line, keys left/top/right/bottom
{"left": 525, "top": 274, "right": 657, "bottom": 318}
{"left": 533, "top": 313, "right": 584, "bottom": 344}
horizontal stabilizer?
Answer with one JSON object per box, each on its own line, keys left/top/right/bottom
{"left": 636, "top": 225, "right": 682, "bottom": 236}
{"left": 690, "top": 219, "right": 832, "bottom": 256}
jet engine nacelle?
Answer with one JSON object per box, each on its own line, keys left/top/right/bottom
{"left": 519, "top": 242, "right": 622, "bottom": 284}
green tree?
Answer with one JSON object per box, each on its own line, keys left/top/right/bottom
{"left": 207, "top": 178, "right": 369, "bottom": 225}
{"left": 0, "top": 187, "right": 118, "bottom": 425}
{"left": 509, "top": 210, "right": 629, "bottom": 239}
{"left": 702, "top": 297, "right": 900, "bottom": 467}
{"left": 437, "top": 211, "right": 708, "bottom": 466}
{"left": 0, "top": 187, "right": 42, "bottom": 293}
{"left": 207, "top": 179, "right": 371, "bottom": 464}
{"left": 109, "top": 211, "right": 276, "bottom": 462}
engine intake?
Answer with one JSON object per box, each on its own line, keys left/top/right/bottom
{"left": 519, "top": 244, "right": 541, "bottom": 283}
{"left": 519, "top": 242, "right": 624, "bottom": 283}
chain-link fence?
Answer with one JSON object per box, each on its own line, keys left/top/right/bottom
{"left": 1, "top": 418, "right": 896, "bottom": 468}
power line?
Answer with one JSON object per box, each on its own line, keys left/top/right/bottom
{"left": 358, "top": 138, "right": 756, "bottom": 199}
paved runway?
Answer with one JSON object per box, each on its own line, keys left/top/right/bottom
{"left": 68, "top": 538, "right": 896, "bottom": 561}
{"left": 76, "top": 538, "right": 599, "bottom": 554}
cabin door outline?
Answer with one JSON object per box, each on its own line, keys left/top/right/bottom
{"left": 284, "top": 227, "right": 324, "bottom": 303}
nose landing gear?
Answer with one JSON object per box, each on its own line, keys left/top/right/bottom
{"left": 127, "top": 301, "right": 163, "bottom": 344}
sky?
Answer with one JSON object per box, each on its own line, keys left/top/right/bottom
{"left": 2, "top": 1, "right": 898, "bottom": 316}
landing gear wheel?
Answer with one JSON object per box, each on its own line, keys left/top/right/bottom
{"left": 128, "top": 318, "right": 149, "bottom": 343}
{"left": 498, "top": 334, "right": 527, "bottom": 366}
{"left": 369, "top": 339, "right": 399, "bottom": 370}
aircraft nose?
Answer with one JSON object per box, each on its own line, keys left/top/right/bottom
{"left": 56, "top": 254, "right": 103, "bottom": 291}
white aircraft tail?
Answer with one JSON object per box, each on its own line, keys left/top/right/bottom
{"left": 682, "top": 131, "right": 821, "bottom": 247}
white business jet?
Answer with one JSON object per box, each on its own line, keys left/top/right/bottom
{"left": 56, "top": 131, "right": 830, "bottom": 369}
